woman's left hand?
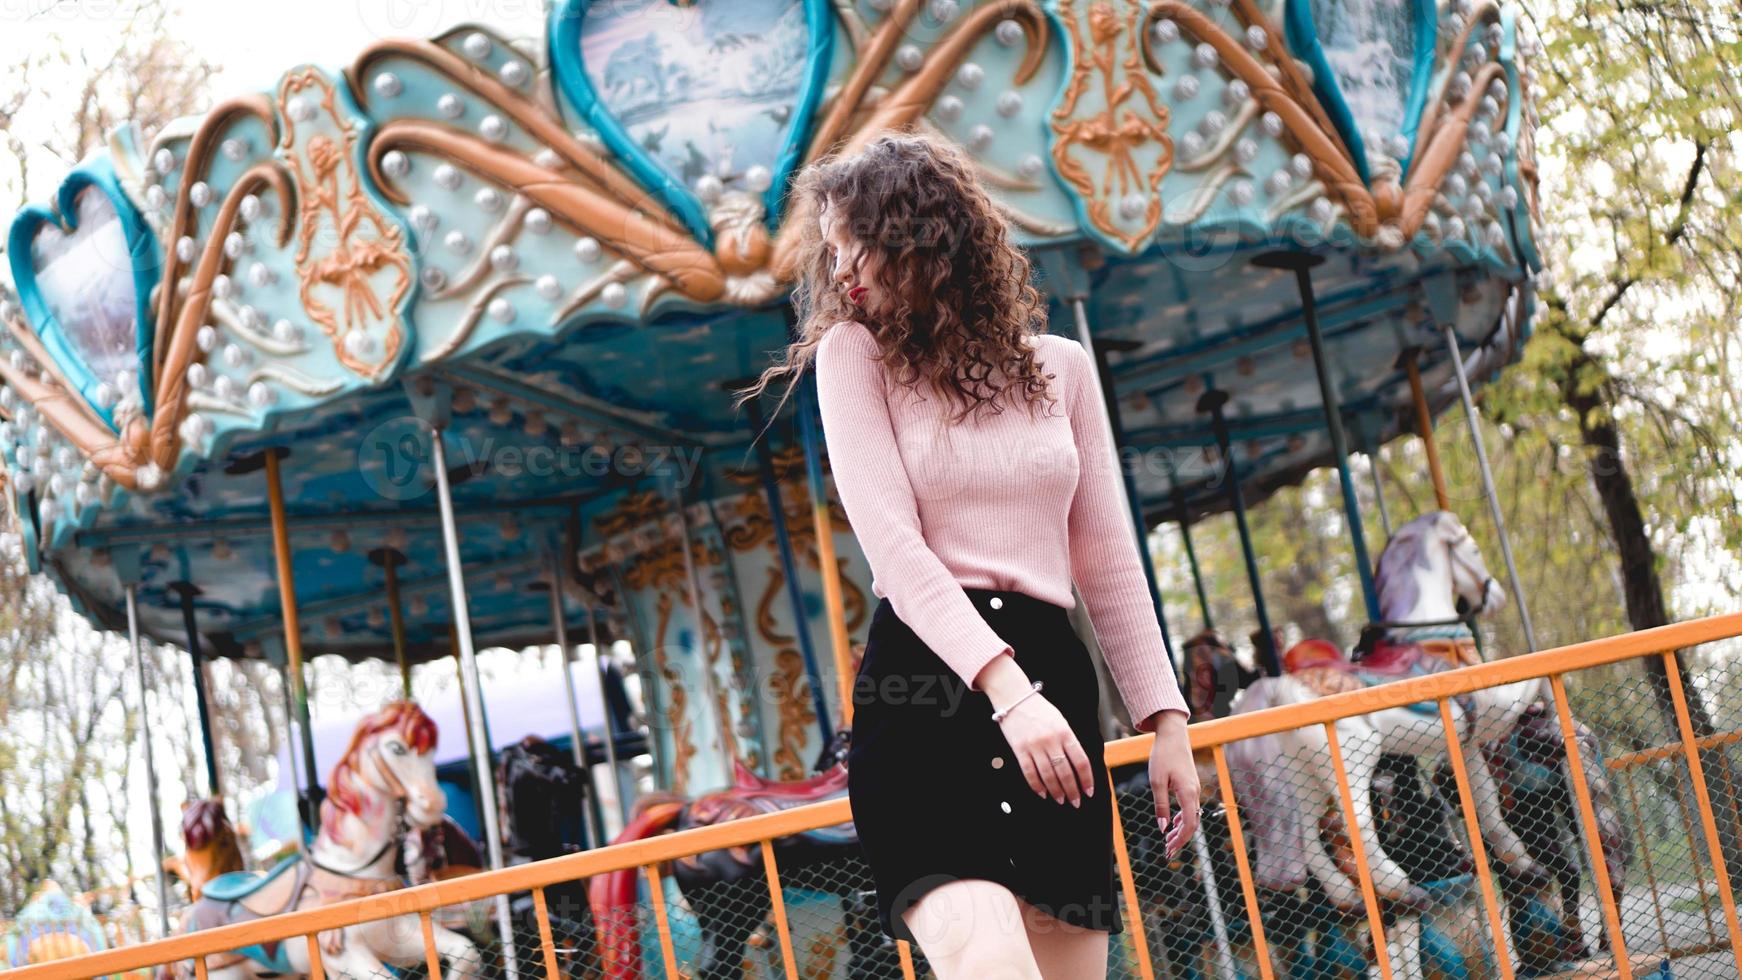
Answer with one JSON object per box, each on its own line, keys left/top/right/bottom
{"left": 1147, "top": 711, "right": 1200, "bottom": 858}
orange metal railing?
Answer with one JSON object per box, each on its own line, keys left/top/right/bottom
{"left": 11, "top": 611, "right": 1742, "bottom": 980}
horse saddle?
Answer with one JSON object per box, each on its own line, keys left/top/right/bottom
{"left": 201, "top": 854, "right": 301, "bottom": 903}
{"left": 189, "top": 856, "right": 311, "bottom": 975}
{"left": 1288, "top": 637, "right": 1481, "bottom": 715}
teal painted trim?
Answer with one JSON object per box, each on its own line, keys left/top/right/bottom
{"left": 1497, "top": 7, "right": 1541, "bottom": 272}
{"left": 1399, "top": 0, "right": 1438, "bottom": 173}
{"left": 7, "top": 156, "right": 160, "bottom": 428}
{"left": 1283, "top": 0, "right": 1438, "bottom": 184}
{"left": 547, "top": 0, "right": 835, "bottom": 244}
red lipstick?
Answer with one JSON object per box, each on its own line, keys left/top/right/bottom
{"left": 848, "top": 285, "right": 868, "bottom": 305}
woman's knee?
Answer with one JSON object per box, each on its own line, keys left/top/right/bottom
{"left": 901, "top": 878, "right": 1041, "bottom": 978}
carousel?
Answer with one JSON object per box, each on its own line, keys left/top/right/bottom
{"left": 0, "top": 0, "right": 1561, "bottom": 976}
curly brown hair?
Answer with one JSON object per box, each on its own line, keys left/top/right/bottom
{"left": 733, "top": 132, "right": 1056, "bottom": 436}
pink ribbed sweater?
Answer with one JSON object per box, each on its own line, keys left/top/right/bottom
{"left": 815, "top": 319, "right": 1190, "bottom": 733}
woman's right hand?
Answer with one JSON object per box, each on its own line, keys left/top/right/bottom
{"left": 995, "top": 692, "right": 1094, "bottom": 808}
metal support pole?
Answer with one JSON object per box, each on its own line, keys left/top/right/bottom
{"left": 1442, "top": 325, "right": 1538, "bottom": 651}
{"left": 1351, "top": 414, "right": 1393, "bottom": 539}
{"left": 428, "top": 426, "right": 519, "bottom": 980}
{"left": 1257, "top": 252, "right": 1380, "bottom": 624}
{"left": 372, "top": 549, "right": 411, "bottom": 697}
{"left": 667, "top": 469, "right": 737, "bottom": 776}
{"left": 1199, "top": 390, "right": 1281, "bottom": 677}
{"left": 796, "top": 372, "right": 858, "bottom": 729}
{"left": 1071, "top": 298, "right": 1177, "bottom": 668}
{"left": 1403, "top": 350, "right": 1452, "bottom": 512}
{"left": 750, "top": 390, "right": 834, "bottom": 743}
{"left": 1172, "top": 488, "right": 1214, "bottom": 632}
{"left": 263, "top": 449, "right": 322, "bottom": 822}
{"left": 170, "top": 582, "right": 221, "bottom": 798}
{"left": 547, "top": 551, "right": 589, "bottom": 770}
{"left": 546, "top": 550, "right": 607, "bottom": 851}
{"left": 126, "top": 584, "right": 172, "bottom": 937}
{"left": 584, "top": 598, "right": 631, "bottom": 826}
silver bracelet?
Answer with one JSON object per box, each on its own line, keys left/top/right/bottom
{"left": 990, "top": 680, "right": 1045, "bottom": 723}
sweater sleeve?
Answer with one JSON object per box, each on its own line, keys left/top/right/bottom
{"left": 814, "top": 320, "right": 1015, "bottom": 691}
{"left": 1063, "top": 340, "right": 1191, "bottom": 733}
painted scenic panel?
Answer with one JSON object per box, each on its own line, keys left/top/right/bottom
{"left": 580, "top": 0, "right": 810, "bottom": 195}
{"left": 1310, "top": 0, "right": 1419, "bottom": 157}
{"left": 28, "top": 187, "right": 138, "bottom": 390}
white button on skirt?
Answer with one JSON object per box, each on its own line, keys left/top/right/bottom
{"left": 846, "top": 586, "right": 1122, "bottom": 945}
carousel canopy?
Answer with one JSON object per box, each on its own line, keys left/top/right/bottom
{"left": 0, "top": 0, "right": 1541, "bottom": 664}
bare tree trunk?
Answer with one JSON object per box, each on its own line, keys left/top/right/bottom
{"left": 1561, "top": 341, "right": 1742, "bottom": 879}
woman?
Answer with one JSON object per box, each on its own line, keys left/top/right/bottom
{"left": 736, "top": 133, "right": 1197, "bottom": 978}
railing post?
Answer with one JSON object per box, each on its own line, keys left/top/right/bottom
{"left": 303, "top": 934, "right": 325, "bottom": 980}
{"left": 643, "top": 863, "right": 682, "bottom": 978}
{"left": 532, "top": 887, "right": 563, "bottom": 980}
{"left": 1547, "top": 675, "right": 1633, "bottom": 977}
{"left": 1657, "top": 654, "right": 1742, "bottom": 972}
{"left": 1321, "top": 723, "right": 1395, "bottom": 980}
{"left": 1437, "top": 700, "right": 1514, "bottom": 979}
{"left": 759, "top": 839, "right": 801, "bottom": 980}
{"left": 1212, "top": 746, "right": 1275, "bottom": 980}
{"left": 1107, "top": 789, "right": 1157, "bottom": 980}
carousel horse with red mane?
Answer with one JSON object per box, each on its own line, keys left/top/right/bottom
{"left": 166, "top": 799, "right": 247, "bottom": 903}
{"left": 163, "top": 701, "right": 484, "bottom": 980}
{"left": 591, "top": 728, "right": 899, "bottom": 980}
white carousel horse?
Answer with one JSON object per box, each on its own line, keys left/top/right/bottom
{"left": 169, "top": 701, "right": 483, "bottom": 980}
{"left": 1227, "top": 510, "right": 1549, "bottom": 913}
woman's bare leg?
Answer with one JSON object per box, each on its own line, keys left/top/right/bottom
{"left": 900, "top": 878, "right": 1043, "bottom": 979}
{"left": 1013, "top": 894, "right": 1110, "bottom": 980}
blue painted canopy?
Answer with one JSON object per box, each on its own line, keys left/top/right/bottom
{"left": 0, "top": 0, "right": 1542, "bottom": 664}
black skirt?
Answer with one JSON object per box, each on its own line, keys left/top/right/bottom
{"left": 846, "top": 586, "right": 1124, "bottom": 945}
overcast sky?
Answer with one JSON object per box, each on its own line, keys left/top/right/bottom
{"left": 4, "top": 0, "right": 550, "bottom": 92}
{"left": 2, "top": 0, "right": 552, "bottom": 204}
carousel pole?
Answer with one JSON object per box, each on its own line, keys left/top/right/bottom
{"left": 750, "top": 378, "right": 836, "bottom": 740}
{"left": 1198, "top": 389, "right": 1282, "bottom": 676}
{"left": 1256, "top": 252, "right": 1381, "bottom": 624}
{"left": 545, "top": 549, "right": 608, "bottom": 851}
{"left": 546, "top": 549, "right": 590, "bottom": 770}
{"left": 797, "top": 374, "right": 857, "bottom": 726}
{"left": 426, "top": 421, "right": 519, "bottom": 980}
{"left": 262, "top": 448, "right": 322, "bottom": 824}
{"left": 1351, "top": 415, "right": 1393, "bottom": 539}
{"left": 447, "top": 623, "right": 490, "bottom": 839}
{"left": 169, "top": 582, "right": 221, "bottom": 797}
{"left": 1169, "top": 480, "right": 1215, "bottom": 632}
{"left": 1071, "top": 298, "right": 1177, "bottom": 668}
{"left": 370, "top": 549, "right": 411, "bottom": 697}
{"left": 1442, "top": 325, "right": 1539, "bottom": 651}
{"left": 257, "top": 635, "right": 307, "bottom": 844}
{"left": 117, "top": 547, "right": 171, "bottom": 937}
{"left": 583, "top": 594, "right": 632, "bottom": 826}
{"left": 572, "top": 511, "right": 633, "bottom": 823}
{"left": 666, "top": 468, "right": 738, "bottom": 777}
{"left": 1401, "top": 349, "right": 1453, "bottom": 512}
